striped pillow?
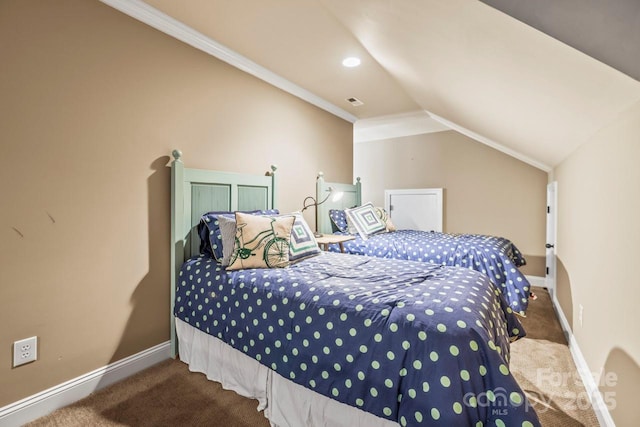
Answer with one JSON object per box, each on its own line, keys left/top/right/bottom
{"left": 345, "top": 203, "right": 387, "bottom": 240}
{"left": 288, "top": 212, "right": 322, "bottom": 263}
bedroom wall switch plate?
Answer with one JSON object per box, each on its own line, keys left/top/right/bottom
{"left": 13, "top": 336, "right": 37, "bottom": 367}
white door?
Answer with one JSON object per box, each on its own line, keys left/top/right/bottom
{"left": 385, "top": 189, "right": 443, "bottom": 232}
{"left": 545, "top": 182, "right": 558, "bottom": 295}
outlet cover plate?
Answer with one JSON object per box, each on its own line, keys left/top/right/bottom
{"left": 13, "top": 336, "right": 38, "bottom": 367}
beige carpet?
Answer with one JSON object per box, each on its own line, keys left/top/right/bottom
{"left": 25, "top": 359, "right": 269, "bottom": 427}
{"left": 26, "top": 287, "right": 598, "bottom": 427}
{"left": 511, "top": 288, "right": 600, "bottom": 426}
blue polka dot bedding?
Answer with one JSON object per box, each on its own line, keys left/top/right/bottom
{"left": 327, "top": 230, "right": 532, "bottom": 316}
{"left": 175, "top": 252, "right": 540, "bottom": 426}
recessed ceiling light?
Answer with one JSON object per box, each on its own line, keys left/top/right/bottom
{"left": 342, "top": 57, "right": 361, "bottom": 68}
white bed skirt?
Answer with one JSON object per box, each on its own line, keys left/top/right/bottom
{"left": 175, "top": 318, "right": 398, "bottom": 427}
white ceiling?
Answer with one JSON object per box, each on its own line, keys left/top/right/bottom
{"left": 105, "top": 0, "right": 640, "bottom": 171}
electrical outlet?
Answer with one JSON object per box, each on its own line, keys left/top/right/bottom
{"left": 13, "top": 336, "right": 38, "bottom": 367}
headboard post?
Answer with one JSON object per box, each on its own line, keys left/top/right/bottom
{"left": 316, "top": 172, "right": 326, "bottom": 234}
{"left": 269, "top": 164, "right": 278, "bottom": 209}
{"left": 170, "top": 149, "right": 184, "bottom": 358}
{"left": 316, "top": 172, "right": 325, "bottom": 196}
{"left": 355, "top": 177, "right": 362, "bottom": 206}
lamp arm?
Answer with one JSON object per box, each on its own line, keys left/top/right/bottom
{"left": 301, "top": 187, "right": 334, "bottom": 236}
{"left": 316, "top": 191, "right": 333, "bottom": 206}
{"left": 302, "top": 189, "right": 333, "bottom": 211}
{"left": 301, "top": 196, "right": 318, "bottom": 212}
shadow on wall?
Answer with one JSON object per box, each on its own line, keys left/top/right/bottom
{"left": 99, "top": 155, "right": 171, "bottom": 384}
{"left": 553, "top": 257, "right": 640, "bottom": 426}
{"left": 601, "top": 348, "right": 640, "bottom": 427}
{"left": 554, "top": 257, "right": 573, "bottom": 331}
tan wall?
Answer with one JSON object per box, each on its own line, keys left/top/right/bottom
{"left": 553, "top": 100, "right": 640, "bottom": 427}
{"left": 354, "top": 131, "right": 547, "bottom": 276}
{"left": 0, "top": 0, "right": 352, "bottom": 406}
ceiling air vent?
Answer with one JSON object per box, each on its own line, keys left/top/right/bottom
{"left": 346, "top": 97, "right": 364, "bottom": 107}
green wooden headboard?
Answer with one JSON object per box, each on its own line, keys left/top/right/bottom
{"left": 316, "top": 172, "right": 362, "bottom": 234}
{"left": 170, "top": 149, "right": 277, "bottom": 357}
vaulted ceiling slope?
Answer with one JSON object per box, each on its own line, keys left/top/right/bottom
{"left": 112, "top": 0, "right": 640, "bottom": 170}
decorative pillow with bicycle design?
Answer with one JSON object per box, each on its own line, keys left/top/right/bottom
{"left": 227, "top": 212, "right": 296, "bottom": 270}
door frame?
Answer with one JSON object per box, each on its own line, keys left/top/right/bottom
{"left": 545, "top": 181, "right": 558, "bottom": 295}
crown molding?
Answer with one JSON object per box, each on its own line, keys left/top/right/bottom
{"left": 354, "top": 110, "right": 450, "bottom": 143}
{"left": 99, "top": 0, "right": 358, "bottom": 123}
{"left": 427, "top": 111, "right": 552, "bottom": 172}
{"left": 355, "top": 110, "right": 552, "bottom": 172}
{"left": 101, "top": 0, "right": 553, "bottom": 171}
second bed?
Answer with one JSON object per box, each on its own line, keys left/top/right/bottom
{"left": 315, "top": 174, "right": 533, "bottom": 316}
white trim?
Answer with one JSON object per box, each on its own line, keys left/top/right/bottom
{"left": 427, "top": 111, "right": 552, "bottom": 172}
{"left": 354, "top": 111, "right": 450, "bottom": 143}
{"left": 550, "top": 294, "right": 615, "bottom": 427}
{"left": 545, "top": 182, "right": 558, "bottom": 296}
{"left": 0, "top": 342, "right": 170, "bottom": 427}
{"left": 526, "top": 275, "right": 547, "bottom": 290}
{"left": 98, "top": 0, "right": 357, "bottom": 123}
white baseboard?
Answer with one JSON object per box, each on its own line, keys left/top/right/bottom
{"left": 0, "top": 341, "right": 170, "bottom": 427}
{"left": 526, "top": 275, "right": 547, "bottom": 289}
{"left": 549, "top": 294, "right": 615, "bottom": 427}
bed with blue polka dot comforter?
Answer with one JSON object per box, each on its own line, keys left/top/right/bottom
{"left": 327, "top": 230, "right": 532, "bottom": 316}
{"left": 175, "top": 252, "right": 540, "bottom": 426}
